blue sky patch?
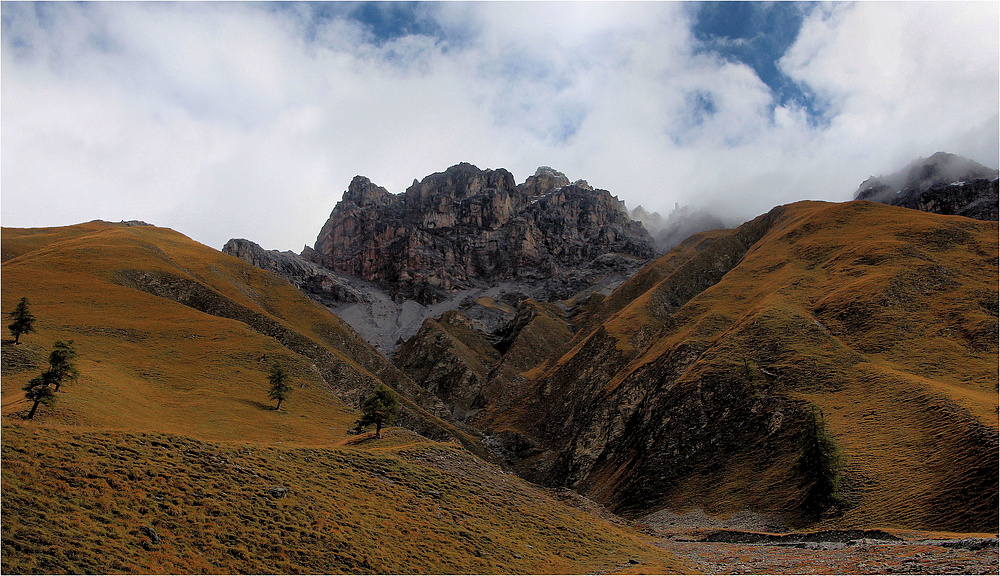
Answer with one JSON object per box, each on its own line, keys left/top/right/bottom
{"left": 668, "top": 90, "right": 721, "bottom": 146}
{"left": 346, "top": 1, "right": 443, "bottom": 45}
{"left": 266, "top": 1, "right": 447, "bottom": 46}
{"left": 691, "top": 1, "right": 828, "bottom": 124}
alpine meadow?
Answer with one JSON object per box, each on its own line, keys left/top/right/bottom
{"left": 2, "top": 1, "right": 998, "bottom": 574}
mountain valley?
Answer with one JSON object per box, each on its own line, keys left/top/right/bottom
{"left": 3, "top": 156, "right": 998, "bottom": 574}
{"left": 0, "top": 220, "right": 692, "bottom": 574}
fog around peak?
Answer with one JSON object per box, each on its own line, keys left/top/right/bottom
{"left": 855, "top": 152, "right": 1000, "bottom": 204}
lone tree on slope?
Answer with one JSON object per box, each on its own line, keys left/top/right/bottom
{"left": 357, "top": 383, "right": 399, "bottom": 438}
{"left": 24, "top": 340, "right": 78, "bottom": 420}
{"left": 47, "top": 340, "right": 79, "bottom": 392}
{"left": 267, "top": 362, "right": 291, "bottom": 410}
{"left": 794, "top": 405, "right": 844, "bottom": 516}
{"left": 24, "top": 372, "right": 56, "bottom": 420}
{"left": 8, "top": 296, "right": 36, "bottom": 345}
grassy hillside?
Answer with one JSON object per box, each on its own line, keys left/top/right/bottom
{"left": 1, "top": 424, "right": 695, "bottom": 574}
{"left": 1, "top": 221, "right": 411, "bottom": 442}
{"left": 478, "top": 201, "right": 998, "bottom": 532}
{"left": 0, "top": 221, "right": 692, "bottom": 573}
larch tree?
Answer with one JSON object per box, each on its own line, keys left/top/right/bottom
{"left": 23, "top": 340, "right": 78, "bottom": 420}
{"left": 47, "top": 340, "right": 79, "bottom": 392}
{"left": 23, "top": 372, "right": 56, "bottom": 420}
{"left": 267, "top": 362, "right": 291, "bottom": 410}
{"left": 794, "top": 405, "right": 844, "bottom": 516}
{"left": 8, "top": 296, "right": 36, "bottom": 345}
{"left": 357, "top": 383, "right": 399, "bottom": 438}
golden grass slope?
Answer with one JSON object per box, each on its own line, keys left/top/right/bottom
{"left": 628, "top": 201, "right": 997, "bottom": 530}
{"left": 2, "top": 423, "right": 696, "bottom": 574}
{"left": 1, "top": 221, "right": 397, "bottom": 442}
{"left": 1, "top": 221, "right": 693, "bottom": 574}
{"left": 492, "top": 201, "right": 998, "bottom": 532}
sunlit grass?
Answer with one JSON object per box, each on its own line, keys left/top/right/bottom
{"left": 499, "top": 201, "right": 998, "bottom": 531}
{"left": 1, "top": 221, "right": 696, "bottom": 574}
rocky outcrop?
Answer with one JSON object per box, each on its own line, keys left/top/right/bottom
{"left": 307, "top": 163, "right": 655, "bottom": 304}
{"left": 393, "top": 297, "right": 575, "bottom": 426}
{"left": 855, "top": 152, "right": 999, "bottom": 220}
{"left": 519, "top": 165, "right": 571, "bottom": 196}
{"left": 886, "top": 178, "right": 998, "bottom": 220}
{"left": 225, "top": 163, "right": 654, "bottom": 355}
{"left": 393, "top": 310, "right": 500, "bottom": 420}
{"left": 222, "top": 239, "right": 363, "bottom": 307}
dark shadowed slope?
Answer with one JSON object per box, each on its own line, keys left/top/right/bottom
{"left": 472, "top": 200, "right": 998, "bottom": 532}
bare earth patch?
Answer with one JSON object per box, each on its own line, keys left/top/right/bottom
{"left": 634, "top": 507, "right": 998, "bottom": 574}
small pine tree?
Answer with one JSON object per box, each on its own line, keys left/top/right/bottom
{"left": 23, "top": 372, "right": 56, "bottom": 420}
{"left": 357, "top": 384, "right": 399, "bottom": 438}
{"left": 794, "top": 405, "right": 844, "bottom": 516}
{"left": 47, "top": 340, "right": 79, "bottom": 392}
{"left": 23, "top": 340, "right": 78, "bottom": 420}
{"left": 267, "top": 362, "right": 291, "bottom": 410}
{"left": 8, "top": 297, "right": 36, "bottom": 345}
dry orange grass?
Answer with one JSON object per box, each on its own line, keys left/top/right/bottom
{"left": 2, "top": 222, "right": 368, "bottom": 444}
{"left": 2, "top": 423, "right": 697, "bottom": 574}
{"left": 1, "top": 221, "right": 695, "bottom": 574}
{"left": 528, "top": 201, "right": 998, "bottom": 531}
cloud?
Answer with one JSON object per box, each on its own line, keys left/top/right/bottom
{"left": 780, "top": 1, "right": 999, "bottom": 166}
{"left": 2, "top": 2, "right": 997, "bottom": 251}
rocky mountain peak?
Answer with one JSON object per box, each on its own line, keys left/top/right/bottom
{"left": 404, "top": 162, "right": 518, "bottom": 205}
{"left": 519, "top": 166, "right": 571, "bottom": 197}
{"left": 856, "top": 152, "right": 998, "bottom": 201}
{"left": 854, "top": 152, "right": 998, "bottom": 220}
{"left": 305, "top": 162, "right": 655, "bottom": 304}
{"left": 343, "top": 175, "right": 395, "bottom": 208}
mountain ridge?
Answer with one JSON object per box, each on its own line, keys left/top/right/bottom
{"left": 217, "top": 156, "right": 997, "bottom": 534}
{"left": 0, "top": 221, "right": 479, "bottom": 448}
{"left": 305, "top": 162, "right": 655, "bottom": 304}
{"left": 2, "top": 219, "right": 698, "bottom": 573}
{"left": 855, "top": 152, "right": 999, "bottom": 220}
{"left": 409, "top": 200, "right": 998, "bottom": 531}
{"left": 3, "top": 194, "right": 997, "bottom": 573}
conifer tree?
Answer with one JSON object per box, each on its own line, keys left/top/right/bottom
{"left": 23, "top": 340, "right": 78, "bottom": 419}
{"left": 8, "top": 296, "right": 36, "bottom": 345}
{"left": 23, "top": 372, "right": 56, "bottom": 420}
{"left": 47, "top": 340, "right": 79, "bottom": 392}
{"left": 794, "top": 405, "right": 844, "bottom": 516}
{"left": 267, "top": 362, "right": 291, "bottom": 410}
{"left": 357, "top": 384, "right": 399, "bottom": 438}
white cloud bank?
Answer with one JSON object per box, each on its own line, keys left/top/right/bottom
{"left": 2, "top": 1, "right": 997, "bottom": 251}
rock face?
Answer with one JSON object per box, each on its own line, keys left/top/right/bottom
{"left": 222, "top": 239, "right": 363, "bottom": 307}
{"left": 855, "top": 152, "right": 999, "bottom": 220}
{"left": 308, "top": 163, "right": 655, "bottom": 304}
{"left": 885, "top": 178, "right": 998, "bottom": 220}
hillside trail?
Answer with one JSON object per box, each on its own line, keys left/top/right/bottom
{"left": 627, "top": 508, "right": 999, "bottom": 575}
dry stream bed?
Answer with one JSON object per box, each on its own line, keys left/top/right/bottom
{"left": 617, "top": 507, "right": 999, "bottom": 574}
